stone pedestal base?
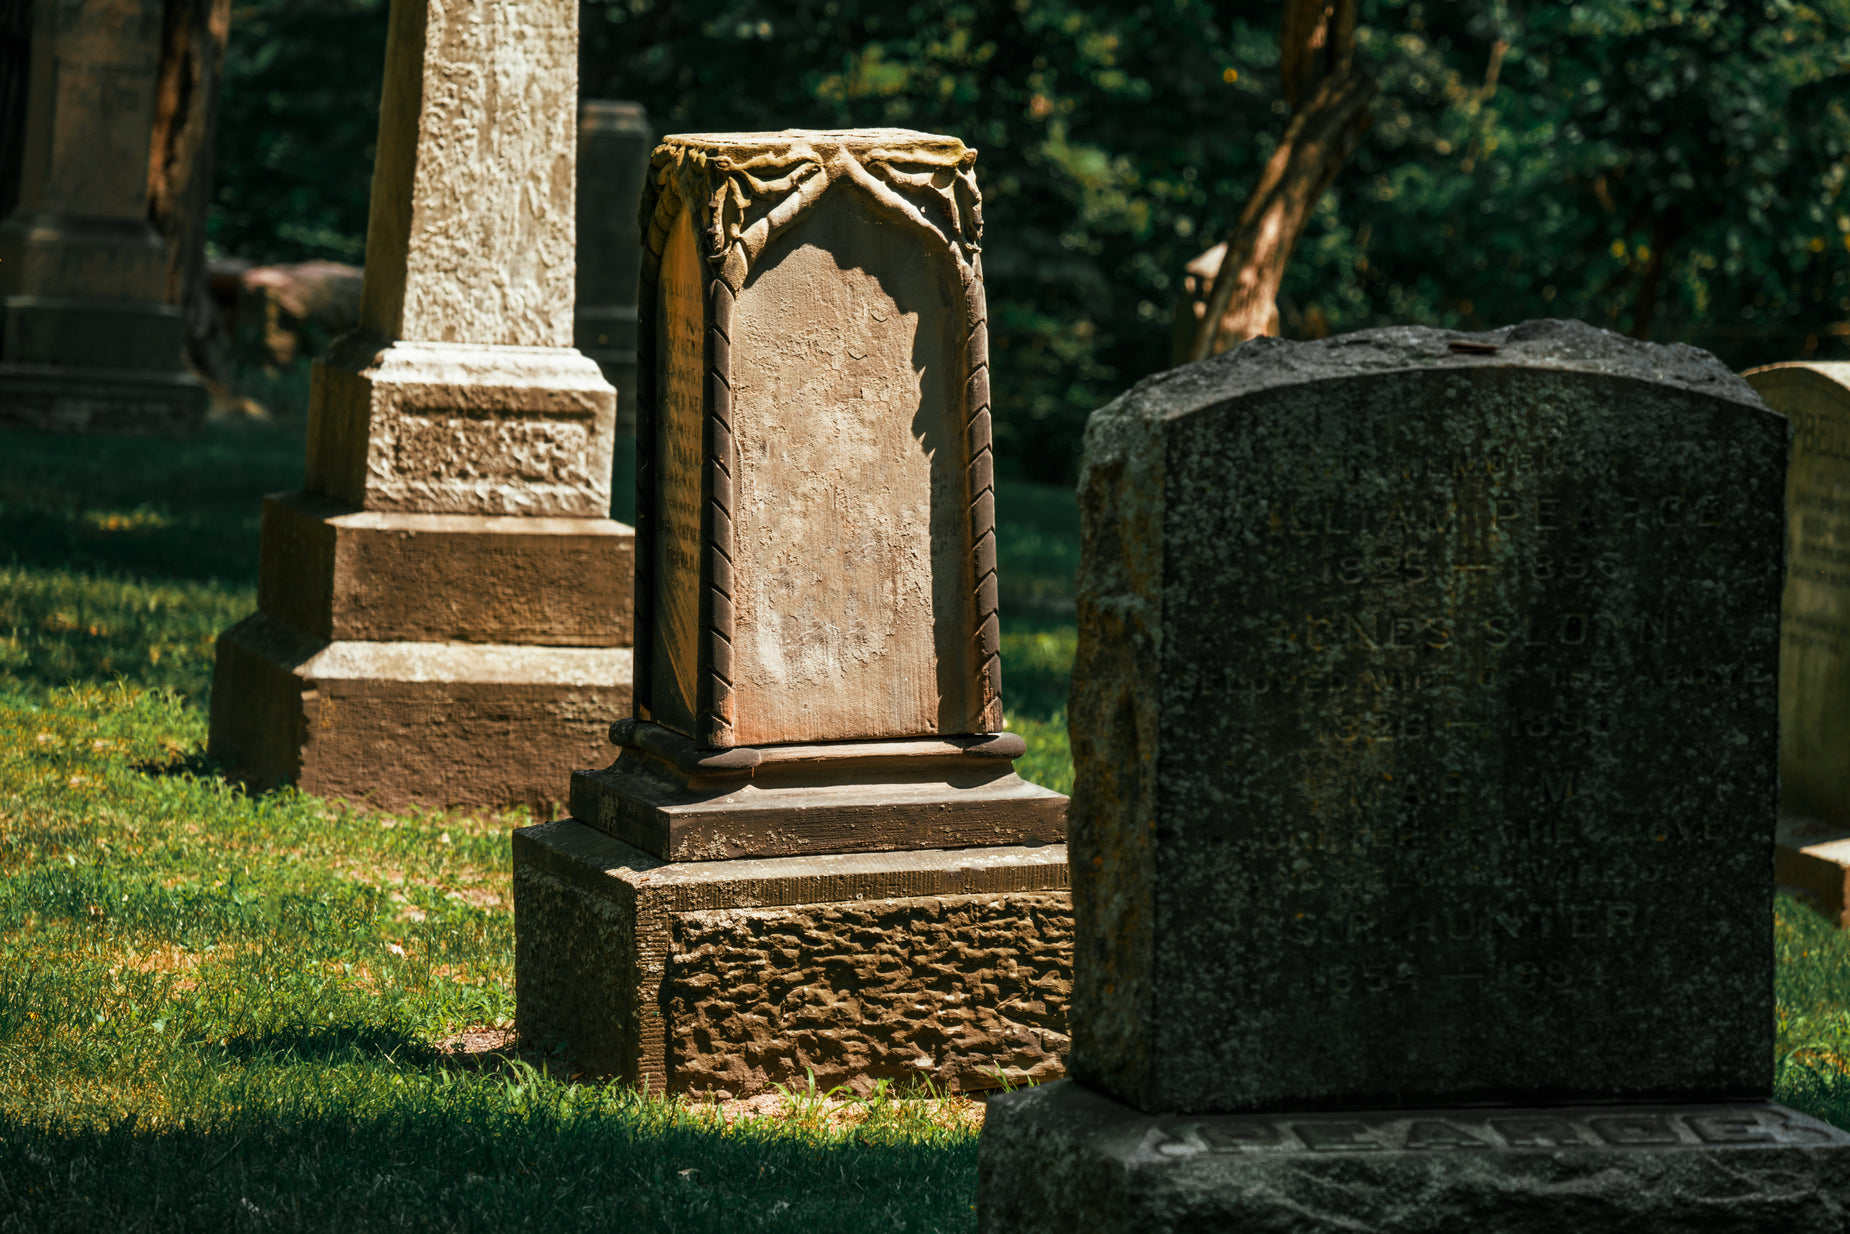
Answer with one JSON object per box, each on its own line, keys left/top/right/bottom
{"left": 254, "top": 492, "right": 634, "bottom": 646}
{"left": 571, "top": 720, "right": 1068, "bottom": 860}
{"left": 208, "top": 493, "right": 633, "bottom": 812}
{"left": 209, "top": 615, "right": 630, "bottom": 813}
{"left": 979, "top": 1082, "right": 1850, "bottom": 1234}
{"left": 513, "top": 818, "right": 1072, "bottom": 1095}
{"left": 0, "top": 295, "right": 206, "bottom": 435}
{"left": 0, "top": 362, "right": 208, "bottom": 434}
{"left": 1777, "top": 814, "right": 1850, "bottom": 928}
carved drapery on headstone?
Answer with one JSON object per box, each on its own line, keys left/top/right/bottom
{"left": 632, "top": 130, "right": 999, "bottom": 748}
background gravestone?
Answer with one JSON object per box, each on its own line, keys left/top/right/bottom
{"left": 514, "top": 129, "right": 1072, "bottom": 1097}
{"left": 207, "top": 0, "right": 631, "bottom": 812}
{"left": 0, "top": 0, "right": 207, "bottom": 433}
{"left": 575, "top": 98, "right": 652, "bottom": 436}
{"left": 979, "top": 323, "right": 1850, "bottom": 1231}
{"left": 1745, "top": 361, "right": 1850, "bottom": 926}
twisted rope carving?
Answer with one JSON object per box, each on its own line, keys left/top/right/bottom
{"left": 701, "top": 277, "right": 737, "bottom": 747}
{"left": 965, "top": 270, "right": 1004, "bottom": 731}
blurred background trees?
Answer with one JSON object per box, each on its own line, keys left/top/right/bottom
{"left": 195, "top": 0, "right": 1850, "bottom": 483}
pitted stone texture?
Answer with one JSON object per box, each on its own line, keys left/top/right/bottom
{"left": 1069, "top": 320, "right": 1786, "bottom": 1115}
{"left": 359, "top": 0, "right": 579, "bottom": 347}
{"left": 979, "top": 1081, "right": 1850, "bottom": 1234}
{"left": 305, "top": 339, "right": 616, "bottom": 516}
{"left": 668, "top": 893, "right": 1069, "bottom": 1094}
{"left": 513, "top": 819, "right": 1071, "bottom": 1094}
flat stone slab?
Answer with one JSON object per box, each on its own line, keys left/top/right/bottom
{"left": 980, "top": 1081, "right": 1850, "bottom": 1233}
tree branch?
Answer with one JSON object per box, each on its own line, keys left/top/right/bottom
{"left": 1186, "top": 66, "right": 1376, "bottom": 361}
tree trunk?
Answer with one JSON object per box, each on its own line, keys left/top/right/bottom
{"left": 148, "top": 0, "right": 232, "bottom": 385}
{"left": 1179, "top": 0, "right": 1375, "bottom": 363}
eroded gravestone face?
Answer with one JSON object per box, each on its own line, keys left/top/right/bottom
{"left": 1069, "top": 322, "right": 1786, "bottom": 1114}
{"left": 635, "top": 129, "right": 999, "bottom": 748}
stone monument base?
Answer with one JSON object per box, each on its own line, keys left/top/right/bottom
{"left": 513, "top": 818, "right": 1072, "bottom": 1095}
{"left": 980, "top": 1081, "right": 1850, "bottom": 1233}
{"left": 209, "top": 614, "right": 630, "bottom": 813}
{"left": 0, "top": 363, "right": 207, "bottom": 435}
{"left": 570, "top": 720, "right": 1068, "bottom": 860}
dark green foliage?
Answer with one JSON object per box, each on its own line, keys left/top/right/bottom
{"left": 209, "top": 0, "right": 390, "bottom": 265}
{"left": 206, "top": 0, "right": 1850, "bottom": 483}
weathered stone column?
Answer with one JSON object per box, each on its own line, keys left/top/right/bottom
{"left": 0, "top": 0, "right": 207, "bottom": 433}
{"left": 208, "top": 0, "right": 632, "bottom": 813}
{"left": 575, "top": 99, "right": 652, "bottom": 433}
{"left": 1745, "top": 361, "right": 1850, "bottom": 925}
{"left": 513, "top": 130, "right": 1071, "bottom": 1096}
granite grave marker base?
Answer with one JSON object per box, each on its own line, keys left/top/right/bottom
{"left": 512, "top": 819, "right": 1071, "bottom": 1096}
{"left": 980, "top": 1081, "right": 1850, "bottom": 1234}
{"left": 0, "top": 363, "right": 208, "bottom": 436}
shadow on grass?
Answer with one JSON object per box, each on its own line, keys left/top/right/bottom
{"left": 0, "top": 420, "right": 305, "bottom": 587}
{"left": 0, "top": 1101, "right": 979, "bottom": 1233}
{"left": 213, "top": 1024, "right": 440, "bottom": 1067}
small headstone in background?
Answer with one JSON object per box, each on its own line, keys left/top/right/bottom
{"left": 575, "top": 99, "right": 653, "bottom": 435}
{"left": 980, "top": 323, "right": 1850, "bottom": 1231}
{"left": 208, "top": 0, "right": 631, "bottom": 812}
{"left": 1745, "top": 361, "right": 1850, "bottom": 926}
{"left": 0, "top": 0, "right": 207, "bottom": 433}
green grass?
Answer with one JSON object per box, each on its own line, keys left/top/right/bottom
{"left": 2, "top": 420, "right": 1847, "bottom": 1231}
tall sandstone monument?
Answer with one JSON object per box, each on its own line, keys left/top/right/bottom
{"left": 209, "top": 0, "right": 631, "bottom": 812}
{"left": 0, "top": 0, "right": 207, "bottom": 433}
{"left": 514, "top": 130, "right": 1072, "bottom": 1096}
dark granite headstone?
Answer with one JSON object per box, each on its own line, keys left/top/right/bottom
{"left": 978, "top": 322, "right": 1850, "bottom": 1232}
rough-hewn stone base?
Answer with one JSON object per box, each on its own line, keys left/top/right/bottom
{"left": 979, "top": 1081, "right": 1850, "bottom": 1234}
{"left": 208, "top": 614, "right": 630, "bottom": 813}
{"left": 0, "top": 362, "right": 207, "bottom": 435}
{"left": 513, "top": 818, "right": 1072, "bottom": 1094}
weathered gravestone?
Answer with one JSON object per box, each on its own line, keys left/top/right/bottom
{"left": 980, "top": 323, "right": 1850, "bottom": 1232}
{"left": 208, "top": 0, "right": 631, "bottom": 812}
{"left": 1745, "top": 362, "right": 1850, "bottom": 927}
{"left": 513, "top": 129, "right": 1072, "bottom": 1096}
{"left": 575, "top": 99, "right": 652, "bottom": 433}
{"left": 0, "top": 0, "right": 207, "bottom": 433}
